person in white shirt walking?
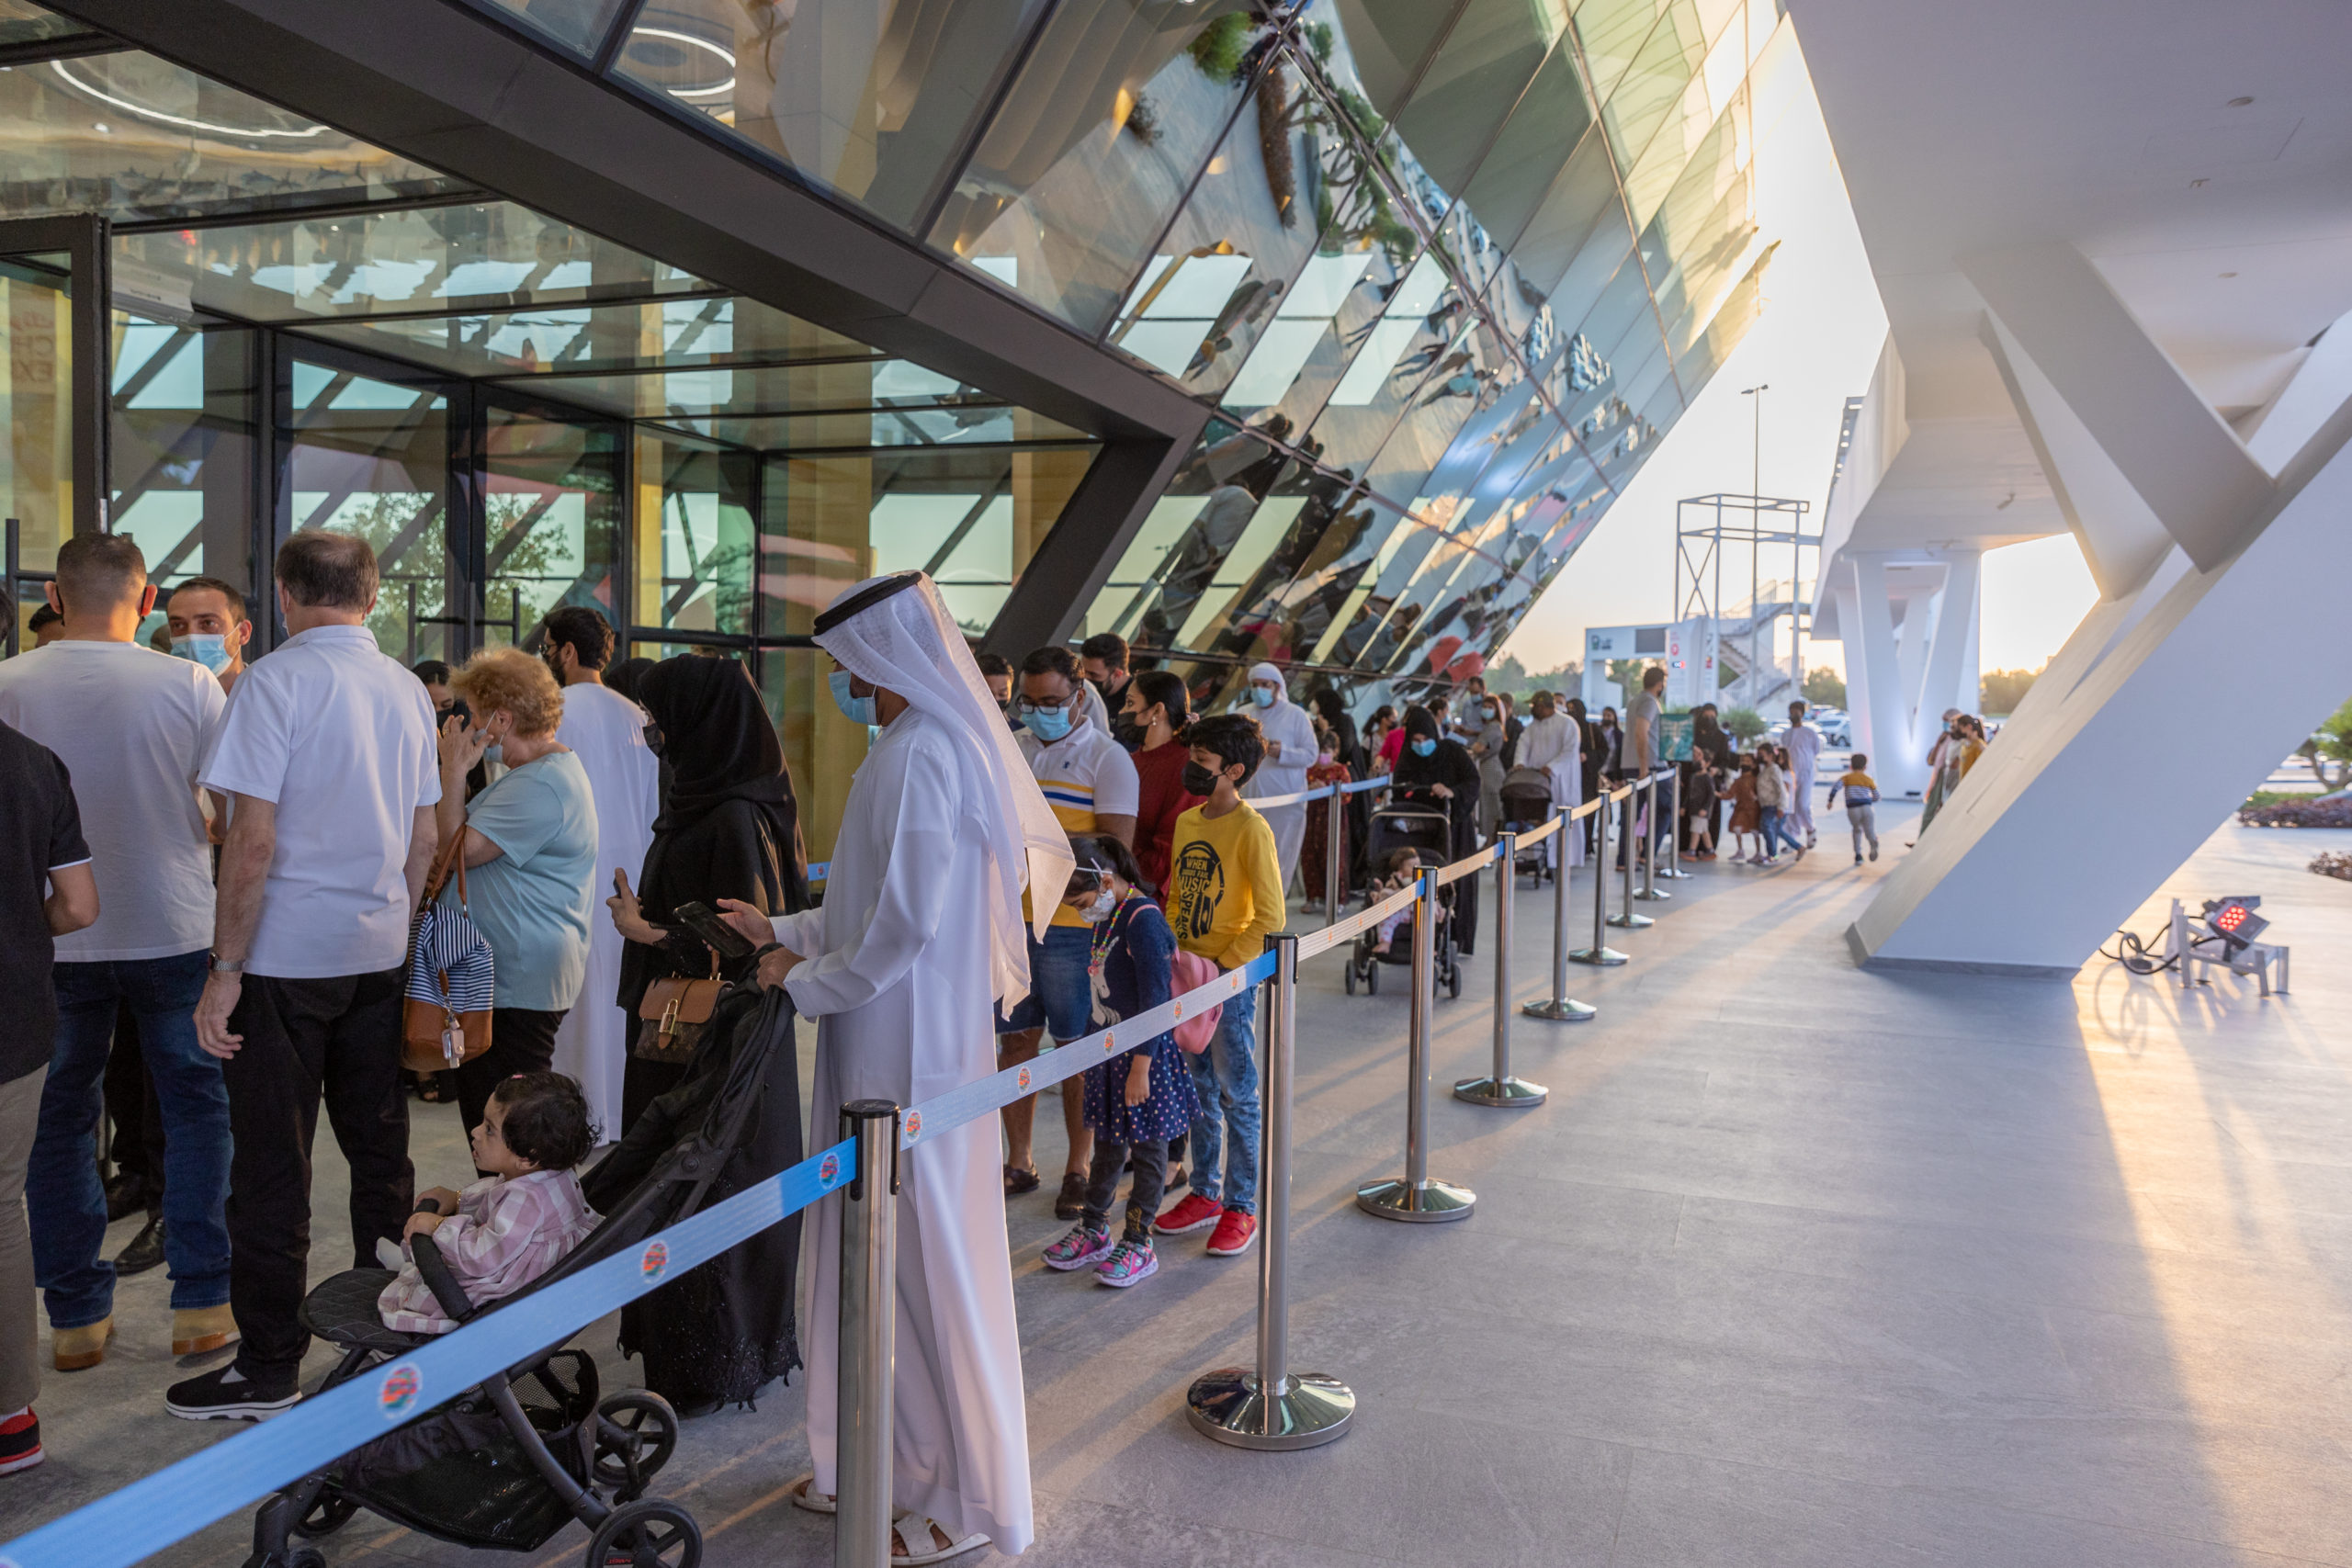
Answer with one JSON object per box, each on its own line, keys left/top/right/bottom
{"left": 1783, "top": 700, "right": 1824, "bottom": 849}
{"left": 537, "top": 607, "right": 657, "bottom": 1145}
{"left": 168, "top": 532, "right": 440, "bottom": 1422}
{"left": 0, "top": 536, "right": 236, "bottom": 1375}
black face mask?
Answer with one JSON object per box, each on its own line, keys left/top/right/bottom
{"left": 1182, "top": 761, "right": 1221, "bottom": 796}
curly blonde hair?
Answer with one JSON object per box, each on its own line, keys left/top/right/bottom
{"left": 452, "top": 647, "right": 564, "bottom": 739}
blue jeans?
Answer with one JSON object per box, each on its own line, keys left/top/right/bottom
{"left": 1184, "top": 981, "right": 1260, "bottom": 1216}
{"left": 30, "top": 952, "right": 232, "bottom": 1324}
{"left": 1759, "top": 807, "right": 1804, "bottom": 857}
{"left": 997, "top": 924, "right": 1093, "bottom": 1043}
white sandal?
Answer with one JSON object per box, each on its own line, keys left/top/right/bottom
{"left": 787, "top": 1473, "right": 834, "bottom": 1515}
{"left": 891, "top": 1511, "right": 988, "bottom": 1564}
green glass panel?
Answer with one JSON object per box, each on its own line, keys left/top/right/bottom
{"left": 1387, "top": 0, "right": 1570, "bottom": 194}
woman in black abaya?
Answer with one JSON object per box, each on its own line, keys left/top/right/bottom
{"left": 1388, "top": 704, "right": 1483, "bottom": 957}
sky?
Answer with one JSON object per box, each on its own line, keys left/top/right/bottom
{"left": 1501, "top": 29, "right": 2098, "bottom": 682}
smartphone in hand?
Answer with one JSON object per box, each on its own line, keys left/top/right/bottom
{"left": 673, "top": 900, "right": 758, "bottom": 960}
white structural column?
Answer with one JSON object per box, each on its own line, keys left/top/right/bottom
{"left": 1847, "top": 246, "right": 2352, "bottom": 973}
{"left": 1832, "top": 551, "right": 1981, "bottom": 800}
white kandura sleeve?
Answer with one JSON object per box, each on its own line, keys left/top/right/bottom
{"left": 782, "top": 744, "right": 960, "bottom": 1020}
{"left": 770, "top": 906, "right": 826, "bottom": 954}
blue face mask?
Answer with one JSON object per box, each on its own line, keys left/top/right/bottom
{"left": 172, "top": 634, "right": 232, "bottom": 674}
{"left": 827, "top": 669, "right": 876, "bottom": 728}
{"left": 1250, "top": 684, "right": 1277, "bottom": 709}
{"left": 1410, "top": 738, "right": 1436, "bottom": 757}
{"left": 1024, "top": 704, "right": 1074, "bottom": 743}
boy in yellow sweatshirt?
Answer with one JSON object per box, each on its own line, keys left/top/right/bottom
{"left": 1833, "top": 753, "right": 1880, "bottom": 863}
{"left": 1155, "top": 713, "right": 1283, "bottom": 1258}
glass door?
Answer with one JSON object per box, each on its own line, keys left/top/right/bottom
{"left": 0, "top": 214, "right": 107, "bottom": 656}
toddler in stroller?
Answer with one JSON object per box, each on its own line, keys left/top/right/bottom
{"left": 243, "top": 984, "right": 800, "bottom": 1568}
{"left": 1345, "top": 801, "right": 1463, "bottom": 998}
{"left": 1498, "top": 766, "right": 1555, "bottom": 885}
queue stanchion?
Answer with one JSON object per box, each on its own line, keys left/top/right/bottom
{"left": 1525, "top": 804, "right": 1597, "bottom": 1020}
{"left": 1660, "top": 767, "right": 1691, "bottom": 879}
{"left": 1573, "top": 791, "right": 1629, "bottom": 964}
{"left": 1634, "top": 772, "right": 1670, "bottom": 902}
{"left": 1608, "top": 782, "right": 1655, "bottom": 931}
{"left": 1322, "top": 784, "right": 1343, "bottom": 930}
{"left": 1357, "top": 868, "right": 1476, "bottom": 1221}
{"left": 835, "top": 1100, "right": 899, "bottom": 1568}
{"left": 1456, "top": 830, "right": 1546, "bottom": 1106}
{"left": 1190, "top": 931, "right": 1356, "bottom": 1449}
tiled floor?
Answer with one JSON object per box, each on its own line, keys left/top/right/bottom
{"left": 15, "top": 807, "right": 2352, "bottom": 1567}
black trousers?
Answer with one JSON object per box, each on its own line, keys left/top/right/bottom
{"left": 221, "top": 968, "right": 413, "bottom": 1381}
{"left": 1083, "top": 1134, "right": 1168, "bottom": 1241}
{"left": 453, "top": 1007, "right": 567, "bottom": 1152}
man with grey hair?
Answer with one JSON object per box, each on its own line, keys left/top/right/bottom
{"left": 168, "top": 531, "right": 440, "bottom": 1421}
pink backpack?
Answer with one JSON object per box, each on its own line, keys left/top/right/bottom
{"left": 1170, "top": 948, "right": 1224, "bottom": 1054}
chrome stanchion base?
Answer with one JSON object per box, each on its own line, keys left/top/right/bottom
{"left": 1568, "top": 944, "right": 1628, "bottom": 965}
{"left": 1453, "top": 1074, "right": 1548, "bottom": 1107}
{"left": 1355, "top": 1176, "right": 1476, "bottom": 1222}
{"left": 1604, "top": 910, "right": 1655, "bottom": 929}
{"left": 1633, "top": 886, "right": 1672, "bottom": 901}
{"left": 1186, "top": 1369, "right": 1356, "bottom": 1450}
{"left": 1522, "top": 997, "right": 1598, "bottom": 1021}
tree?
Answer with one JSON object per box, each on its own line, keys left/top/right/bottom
{"left": 1803, "top": 668, "right": 1846, "bottom": 708}
{"left": 1980, "top": 666, "right": 2040, "bottom": 716}
{"left": 2310, "top": 694, "right": 2352, "bottom": 791}
{"left": 1722, "top": 706, "right": 1767, "bottom": 743}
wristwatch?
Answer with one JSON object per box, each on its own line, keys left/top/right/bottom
{"left": 209, "top": 955, "right": 245, "bottom": 976}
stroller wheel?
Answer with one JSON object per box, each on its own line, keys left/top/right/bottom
{"left": 594, "top": 1391, "right": 683, "bottom": 1502}
{"left": 1448, "top": 964, "right": 1463, "bottom": 1000}
{"left": 1365, "top": 961, "right": 1380, "bottom": 995}
{"left": 284, "top": 1550, "right": 327, "bottom": 1568}
{"left": 587, "top": 1497, "right": 700, "bottom": 1568}
{"left": 1344, "top": 961, "right": 1356, "bottom": 995}
{"left": 291, "top": 1490, "right": 357, "bottom": 1540}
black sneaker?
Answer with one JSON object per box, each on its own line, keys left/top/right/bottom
{"left": 113, "top": 1213, "right": 165, "bottom": 1276}
{"left": 1053, "top": 1171, "right": 1088, "bottom": 1220}
{"left": 165, "top": 1362, "right": 300, "bottom": 1422}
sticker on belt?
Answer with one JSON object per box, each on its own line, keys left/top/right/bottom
{"left": 379, "top": 1361, "right": 424, "bottom": 1419}
{"left": 1102, "top": 1031, "right": 1116, "bottom": 1054}
{"left": 1016, "top": 1066, "right": 1031, "bottom": 1091}
{"left": 640, "top": 1239, "right": 669, "bottom": 1282}
{"left": 904, "top": 1111, "right": 922, "bottom": 1143}
{"left": 819, "top": 1149, "right": 842, "bottom": 1187}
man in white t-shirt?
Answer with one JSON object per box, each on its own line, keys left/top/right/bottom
{"left": 166, "top": 532, "right": 440, "bottom": 1422}
{"left": 998, "top": 646, "right": 1136, "bottom": 1218}
{"left": 0, "top": 536, "right": 236, "bottom": 1377}
{"left": 539, "top": 605, "right": 658, "bottom": 1145}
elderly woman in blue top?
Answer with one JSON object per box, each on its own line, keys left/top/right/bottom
{"left": 435, "top": 648, "right": 599, "bottom": 1156}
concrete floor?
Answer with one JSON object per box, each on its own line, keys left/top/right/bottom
{"left": 14, "top": 806, "right": 2352, "bottom": 1567}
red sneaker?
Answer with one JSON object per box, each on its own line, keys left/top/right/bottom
{"left": 0, "top": 1407, "right": 40, "bottom": 1475}
{"left": 1154, "top": 1193, "right": 1222, "bottom": 1235}
{"left": 1204, "top": 1209, "right": 1258, "bottom": 1257}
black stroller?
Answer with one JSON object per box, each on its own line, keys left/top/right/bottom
{"left": 1344, "top": 798, "right": 1463, "bottom": 998}
{"left": 1498, "top": 766, "right": 1555, "bottom": 887}
{"left": 244, "top": 985, "right": 800, "bottom": 1568}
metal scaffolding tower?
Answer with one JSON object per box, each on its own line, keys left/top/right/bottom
{"left": 1674, "top": 492, "right": 1817, "bottom": 714}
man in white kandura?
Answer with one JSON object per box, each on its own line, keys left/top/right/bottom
{"left": 1514, "top": 691, "right": 1584, "bottom": 872}
{"left": 540, "top": 606, "right": 658, "bottom": 1144}
{"left": 719, "top": 570, "right": 1070, "bottom": 1562}
{"left": 1238, "top": 661, "right": 1315, "bottom": 891}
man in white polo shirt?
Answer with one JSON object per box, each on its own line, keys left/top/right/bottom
{"left": 997, "top": 645, "right": 1136, "bottom": 1219}
{"left": 166, "top": 531, "right": 440, "bottom": 1421}
{"left": 0, "top": 535, "right": 235, "bottom": 1378}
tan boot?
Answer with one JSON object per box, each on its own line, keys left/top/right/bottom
{"left": 172, "top": 1304, "right": 240, "bottom": 1357}
{"left": 52, "top": 1316, "right": 114, "bottom": 1371}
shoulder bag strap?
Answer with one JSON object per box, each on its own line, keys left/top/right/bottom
{"left": 422, "top": 826, "right": 468, "bottom": 908}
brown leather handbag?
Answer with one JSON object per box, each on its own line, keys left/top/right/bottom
{"left": 633, "top": 948, "right": 724, "bottom": 1065}
{"left": 401, "top": 832, "right": 494, "bottom": 1075}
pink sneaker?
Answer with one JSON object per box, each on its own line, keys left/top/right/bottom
{"left": 1041, "top": 1223, "right": 1112, "bottom": 1271}
{"left": 1095, "top": 1238, "right": 1159, "bottom": 1288}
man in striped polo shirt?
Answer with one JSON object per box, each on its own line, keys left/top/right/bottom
{"left": 999, "top": 646, "right": 1136, "bottom": 1218}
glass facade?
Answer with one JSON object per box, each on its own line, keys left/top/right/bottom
{"left": 1, "top": 0, "right": 1787, "bottom": 841}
